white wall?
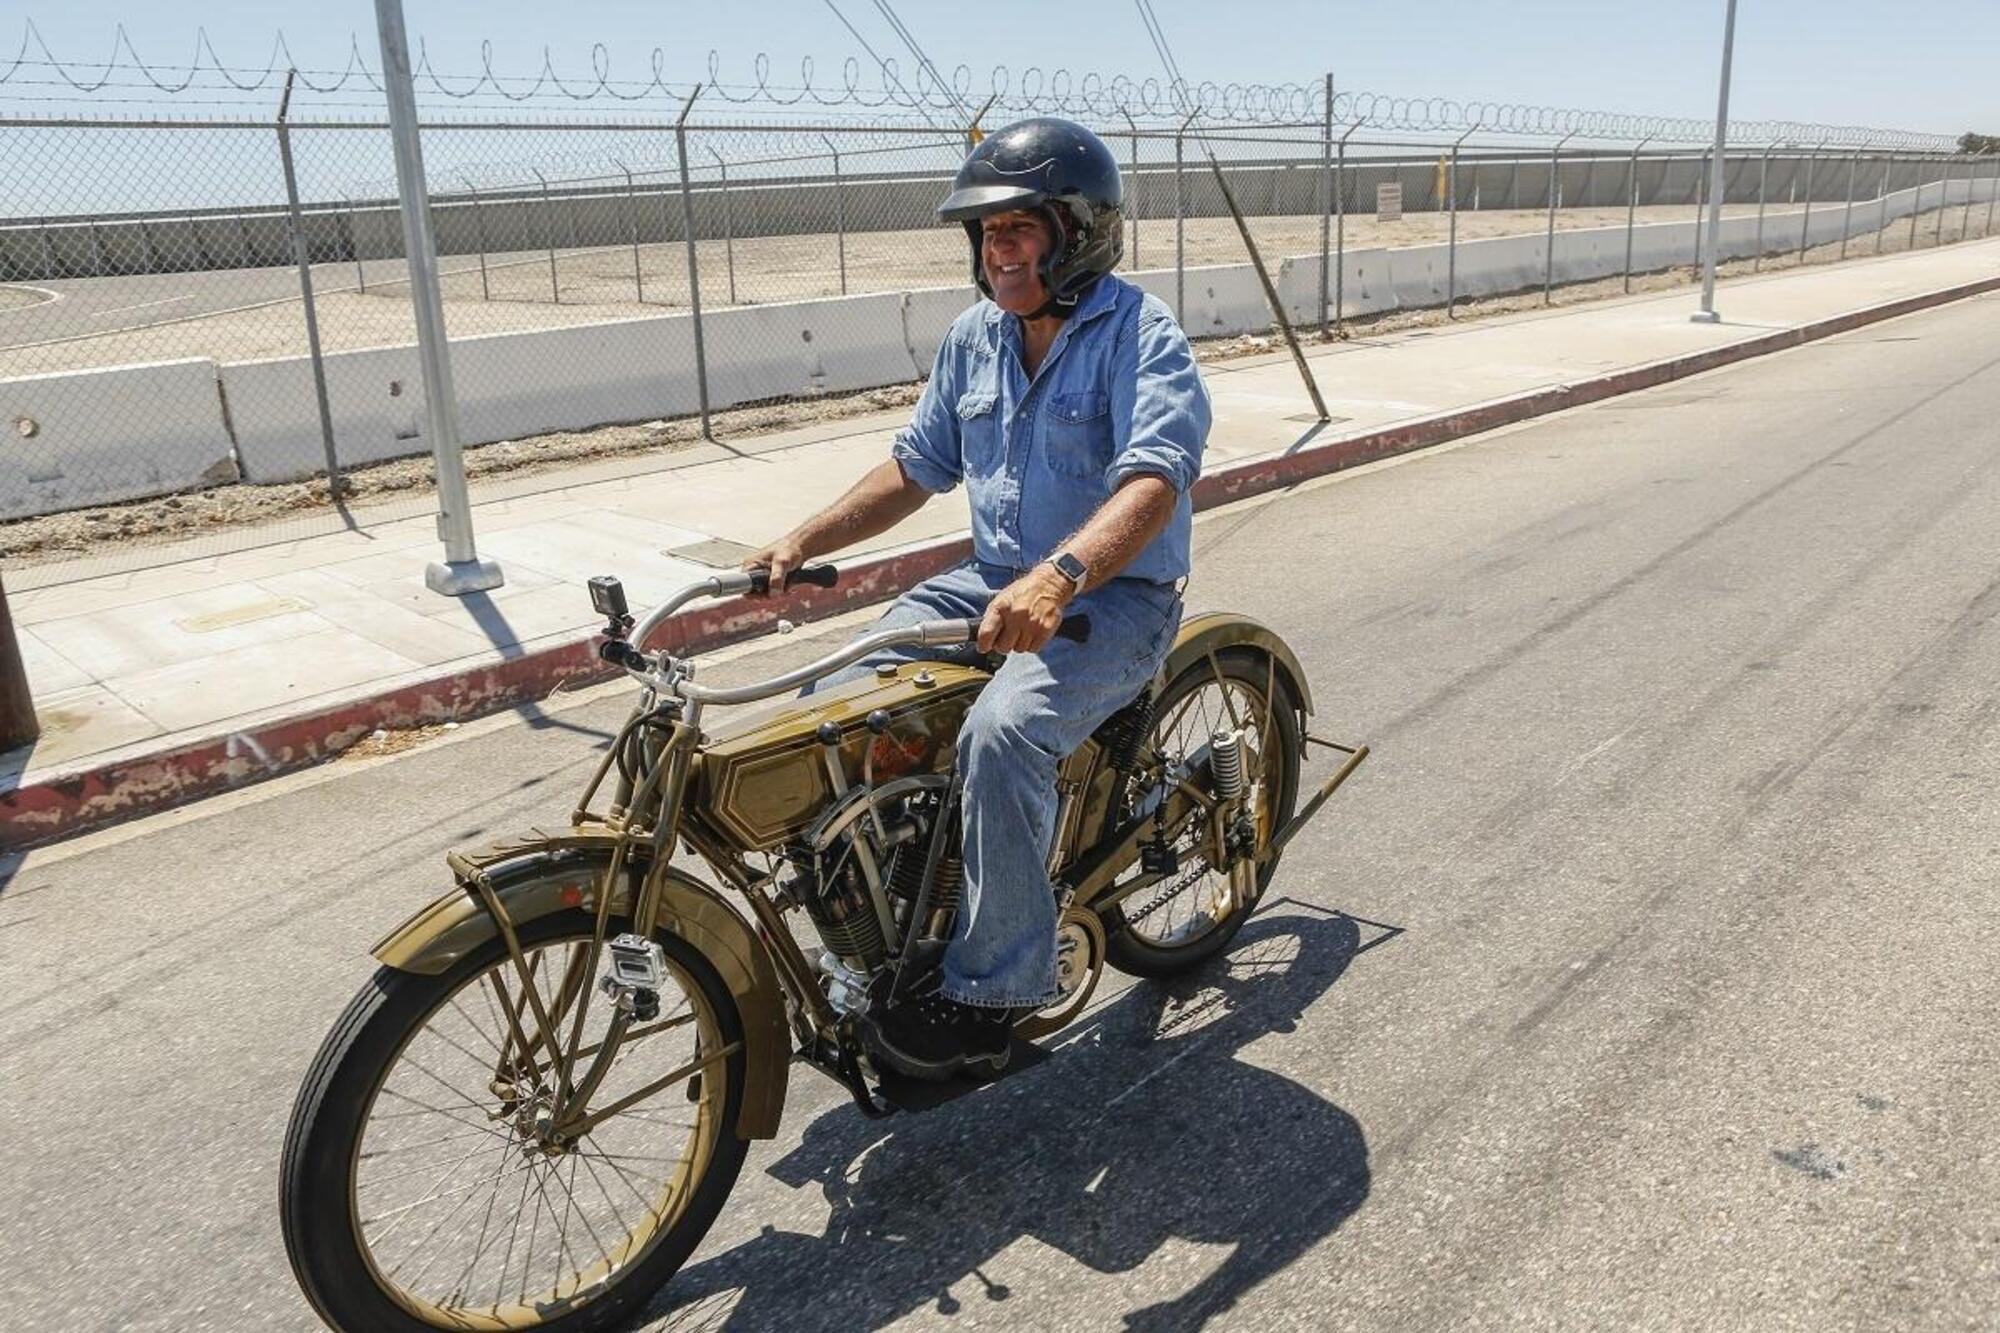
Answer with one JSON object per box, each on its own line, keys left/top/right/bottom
{"left": 0, "top": 358, "right": 237, "bottom": 520}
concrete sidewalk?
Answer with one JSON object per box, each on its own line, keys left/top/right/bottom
{"left": 6, "top": 236, "right": 1999, "bottom": 843}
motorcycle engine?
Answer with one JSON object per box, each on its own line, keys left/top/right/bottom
{"left": 790, "top": 785, "right": 962, "bottom": 1006}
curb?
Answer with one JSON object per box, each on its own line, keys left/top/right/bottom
{"left": 7, "top": 271, "right": 1999, "bottom": 848}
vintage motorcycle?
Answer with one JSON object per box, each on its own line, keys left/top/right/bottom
{"left": 280, "top": 564, "right": 1367, "bottom": 1332}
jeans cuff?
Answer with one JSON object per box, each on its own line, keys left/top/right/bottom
{"left": 940, "top": 979, "right": 1059, "bottom": 1010}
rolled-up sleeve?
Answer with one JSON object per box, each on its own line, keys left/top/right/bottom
{"left": 889, "top": 335, "right": 964, "bottom": 494}
{"left": 1106, "top": 309, "right": 1209, "bottom": 495}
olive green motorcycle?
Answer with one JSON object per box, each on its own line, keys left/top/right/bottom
{"left": 280, "top": 564, "right": 1366, "bottom": 1332}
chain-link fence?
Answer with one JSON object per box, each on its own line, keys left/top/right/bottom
{"left": 4, "top": 94, "right": 1995, "bottom": 586}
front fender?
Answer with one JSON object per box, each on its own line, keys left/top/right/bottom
{"left": 371, "top": 833, "right": 790, "bottom": 1139}
{"left": 1165, "top": 611, "right": 1316, "bottom": 716}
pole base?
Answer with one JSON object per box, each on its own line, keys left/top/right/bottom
{"left": 1689, "top": 309, "right": 1723, "bottom": 324}
{"left": 425, "top": 558, "right": 506, "bottom": 597}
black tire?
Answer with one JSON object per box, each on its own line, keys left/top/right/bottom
{"left": 1104, "top": 650, "right": 1302, "bottom": 979}
{"left": 281, "top": 911, "right": 749, "bottom": 1333}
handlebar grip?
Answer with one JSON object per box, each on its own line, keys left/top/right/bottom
{"left": 747, "top": 563, "right": 840, "bottom": 595}
{"left": 1056, "top": 614, "right": 1091, "bottom": 645}
{"left": 916, "top": 614, "right": 1091, "bottom": 649}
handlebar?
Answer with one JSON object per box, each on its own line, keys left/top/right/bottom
{"left": 609, "top": 564, "right": 1092, "bottom": 707}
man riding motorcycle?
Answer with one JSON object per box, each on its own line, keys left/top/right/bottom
{"left": 745, "top": 117, "right": 1212, "bottom": 1080}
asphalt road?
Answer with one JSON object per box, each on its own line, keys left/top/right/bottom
{"left": 5, "top": 292, "right": 1999, "bottom": 1332}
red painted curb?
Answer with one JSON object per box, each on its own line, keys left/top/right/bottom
{"left": 7, "top": 271, "right": 1998, "bottom": 848}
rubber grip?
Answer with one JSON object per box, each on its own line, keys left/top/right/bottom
{"left": 747, "top": 563, "right": 840, "bottom": 595}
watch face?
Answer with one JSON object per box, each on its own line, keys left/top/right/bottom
{"left": 1054, "top": 552, "right": 1088, "bottom": 584}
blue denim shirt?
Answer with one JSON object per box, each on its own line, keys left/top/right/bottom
{"left": 890, "top": 273, "right": 1210, "bottom": 584}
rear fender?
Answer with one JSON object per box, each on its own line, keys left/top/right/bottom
{"left": 371, "top": 834, "right": 790, "bottom": 1140}
{"left": 1163, "top": 611, "right": 1316, "bottom": 717}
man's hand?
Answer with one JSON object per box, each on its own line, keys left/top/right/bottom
{"left": 741, "top": 536, "right": 807, "bottom": 598}
{"left": 978, "top": 565, "right": 1076, "bottom": 654}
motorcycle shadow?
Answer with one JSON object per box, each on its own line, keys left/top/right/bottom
{"left": 652, "top": 906, "right": 1379, "bottom": 1332}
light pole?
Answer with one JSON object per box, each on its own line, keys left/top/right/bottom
{"left": 374, "top": 0, "right": 502, "bottom": 595}
{"left": 1692, "top": 0, "right": 1739, "bottom": 324}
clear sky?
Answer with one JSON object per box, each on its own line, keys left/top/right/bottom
{"left": 10, "top": 1, "right": 1996, "bottom": 136}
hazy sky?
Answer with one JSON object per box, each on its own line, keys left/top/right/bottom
{"left": 10, "top": 1, "right": 1996, "bottom": 136}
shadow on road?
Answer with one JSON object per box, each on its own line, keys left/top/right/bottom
{"left": 652, "top": 905, "right": 1385, "bottom": 1331}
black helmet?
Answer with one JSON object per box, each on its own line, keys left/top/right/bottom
{"left": 938, "top": 116, "right": 1124, "bottom": 314}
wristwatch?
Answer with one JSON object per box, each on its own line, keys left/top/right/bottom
{"left": 1045, "top": 550, "right": 1090, "bottom": 595}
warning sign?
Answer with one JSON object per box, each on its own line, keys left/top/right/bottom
{"left": 1376, "top": 182, "right": 1404, "bottom": 222}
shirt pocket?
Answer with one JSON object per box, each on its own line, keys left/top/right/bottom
{"left": 956, "top": 391, "right": 1000, "bottom": 473}
{"left": 1043, "top": 389, "right": 1113, "bottom": 481}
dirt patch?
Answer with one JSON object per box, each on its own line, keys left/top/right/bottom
{"left": 337, "top": 721, "right": 460, "bottom": 760}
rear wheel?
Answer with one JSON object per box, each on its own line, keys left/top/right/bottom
{"left": 280, "top": 910, "right": 748, "bottom": 1332}
{"left": 1104, "top": 650, "right": 1302, "bottom": 978}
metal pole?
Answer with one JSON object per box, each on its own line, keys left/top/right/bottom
{"left": 707, "top": 149, "right": 736, "bottom": 306}
{"left": 1334, "top": 121, "right": 1359, "bottom": 334}
{"left": 1876, "top": 153, "right": 1894, "bottom": 253}
{"left": 1839, "top": 149, "right": 1860, "bottom": 259}
{"left": 276, "top": 70, "right": 343, "bottom": 497}
{"left": 1623, "top": 134, "right": 1654, "bottom": 292}
{"left": 1203, "top": 155, "right": 1328, "bottom": 420}
{"left": 1752, "top": 142, "right": 1776, "bottom": 270}
{"left": 87, "top": 219, "right": 105, "bottom": 277}
{"left": 533, "top": 169, "right": 560, "bottom": 303}
{"left": 616, "top": 161, "right": 644, "bottom": 303}
{"left": 1120, "top": 108, "right": 1142, "bottom": 271}
{"left": 1543, "top": 130, "right": 1577, "bottom": 305}
{"left": 1691, "top": 0, "right": 1737, "bottom": 322}
{"left": 1445, "top": 124, "right": 1478, "bottom": 317}
{"left": 34, "top": 218, "right": 55, "bottom": 280}
{"left": 1174, "top": 106, "right": 1198, "bottom": 322}
{"left": 0, "top": 574, "right": 37, "bottom": 753}
{"left": 1318, "top": 73, "right": 1333, "bottom": 335}
{"left": 1983, "top": 150, "right": 1999, "bottom": 238}
{"left": 348, "top": 195, "right": 367, "bottom": 292}
{"left": 821, "top": 134, "right": 846, "bottom": 296}
{"left": 1691, "top": 147, "right": 1711, "bottom": 270}
{"left": 677, "top": 89, "right": 714, "bottom": 441}
{"left": 1908, "top": 154, "right": 1926, "bottom": 250}
{"left": 1797, "top": 142, "right": 1825, "bottom": 263}
{"left": 1934, "top": 154, "right": 1955, "bottom": 246}
{"left": 459, "top": 176, "right": 490, "bottom": 300}
{"left": 372, "top": 0, "right": 500, "bottom": 595}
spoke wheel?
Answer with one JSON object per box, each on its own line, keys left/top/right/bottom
{"left": 1105, "top": 650, "right": 1301, "bottom": 978}
{"left": 282, "top": 910, "right": 748, "bottom": 1333}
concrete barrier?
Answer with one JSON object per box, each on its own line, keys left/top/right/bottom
{"left": 0, "top": 359, "right": 237, "bottom": 519}
{"left": 24, "top": 174, "right": 2000, "bottom": 510}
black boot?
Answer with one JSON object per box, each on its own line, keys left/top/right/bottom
{"left": 865, "top": 990, "right": 1013, "bottom": 1082}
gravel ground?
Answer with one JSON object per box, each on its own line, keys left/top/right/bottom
{"left": 0, "top": 210, "right": 1989, "bottom": 569}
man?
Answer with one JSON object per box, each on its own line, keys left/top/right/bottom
{"left": 744, "top": 117, "right": 1211, "bottom": 1080}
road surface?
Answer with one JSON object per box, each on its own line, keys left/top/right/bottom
{"left": 3, "top": 291, "right": 1997, "bottom": 1331}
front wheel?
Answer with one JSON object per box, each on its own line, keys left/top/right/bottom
{"left": 1104, "top": 649, "right": 1302, "bottom": 978}
{"left": 280, "top": 911, "right": 749, "bottom": 1332}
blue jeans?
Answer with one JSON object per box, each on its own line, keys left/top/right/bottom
{"left": 811, "top": 561, "right": 1182, "bottom": 1008}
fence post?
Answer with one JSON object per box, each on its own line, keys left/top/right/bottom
{"left": 87, "top": 219, "right": 106, "bottom": 277}
{"left": 820, "top": 134, "right": 847, "bottom": 297}
{"left": 1796, "top": 142, "right": 1824, "bottom": 263}
{"left": 275, "top": 72, "right": 344, "bottom": 497}
{"left": 1173, "top": 107, "right": 1197, "bottom": 322}
{"left": 1752, "top": 141, "right": 1777, "bottom": 270}
{"left": 1839, "top": 149, "right": 1860, "bottom": 259}
{"left": 676, "top": 88, "right": 714, "bottom": 441}
{"left": 1120, "top": 108, "right": 1142, "bottom": 271}
{"left": 1334, "top": 121, "right": 1358, "bottom": 334}
{"left": 1908, "top": 154, "right": 1926, "bottom": 250}
{"left": 1445, "top": 124, "right": 1478, "bottom": 317}
{"left": 458, "top": 176, "right": 490, "bottom": 300}
{"left": 1692, "top": 147, "right": 1711, "bottom": 269}
{"left": 34, "top": 218, "right": 55, "bottom": 280}
{"left": 615, "top": 161, "right": 644, "bottom": 303}
{"left": 1543, "top": 130, "right": 1577, "bottom": 305}
{"left": 1318, "top": 73, "right": 1333, "bottom": 335}
{"left": 707, "top": 149, "right": 737, "bottom": 306}
{"left": 1876, "top": 153, "right": 1893, "bottom": 253}
{"left": 0, "top": 574, "right": 37, "bottom": 754}
{"left": 1623, "top": 134, "right": 1653, "bottom": 292}
{"left": 532, "top": 168, "right": 560, "bottom": 303}
{"left": 1984, "top": 150, "right": 1998, "bottom": 237}
{"left": 373, "top": 0, "right": 501, "bottom": 595}
{"left": 348, "top": 195, "right": 367, "bottom": 292}
{"left": 1934, "top": 154, "right": 1956, "bottom": 246}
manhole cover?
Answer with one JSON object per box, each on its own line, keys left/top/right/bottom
{"left": 666, "top": 537, "right": 758, "bottom": 568}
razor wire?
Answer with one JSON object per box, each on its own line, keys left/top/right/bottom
{"left": 0, "top": 19, "right": 1962, "bottom": 151}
